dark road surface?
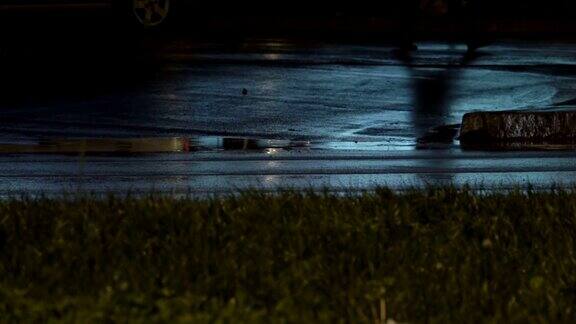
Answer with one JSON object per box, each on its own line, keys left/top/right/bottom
{"left": 1, "top": 38, "right": 576, "bottom": 194}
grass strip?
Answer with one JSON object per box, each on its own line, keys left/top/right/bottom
{"left": 0, "top": 187, "right": 575, "bottom": 323}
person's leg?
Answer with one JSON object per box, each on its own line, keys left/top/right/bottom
{"left": 397, "top": 0, "right": 420, "bottom": 51}
{"left": 444, "top": 0, "right": 464, "bottom": 43}
{"left": 462, "top": 0, "right": 488, "bottom": 53}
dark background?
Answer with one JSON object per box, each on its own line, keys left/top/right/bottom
{"left": 3, "top": 1, "right": 576, "bottom": 34}
{"left": 175, "top": 0, "right": 576, "bottom": 19}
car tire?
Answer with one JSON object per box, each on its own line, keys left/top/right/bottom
{"left": 114, "top": 0, "right": 172, "bottom": 30}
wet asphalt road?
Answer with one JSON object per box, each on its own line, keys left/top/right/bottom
{"left": 1, "top": 37, "right": 576, "bottom": 194}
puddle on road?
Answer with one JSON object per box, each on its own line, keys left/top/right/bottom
{"left": 0, "top": 137, "right": 311, "bottom": 155}
{"left": 0, "top": 134, "right": 571, "bottom": 155}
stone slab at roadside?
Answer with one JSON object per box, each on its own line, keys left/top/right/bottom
{"left": 460, "top": 110, "right": 576, "bottom": 149}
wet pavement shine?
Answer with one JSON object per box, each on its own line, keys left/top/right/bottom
{"left": 1, "top": 37, "right": 576, "bottom": 194}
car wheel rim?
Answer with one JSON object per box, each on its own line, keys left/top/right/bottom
{"left": 133, "top": 0, "right": 170, "bottom": 27}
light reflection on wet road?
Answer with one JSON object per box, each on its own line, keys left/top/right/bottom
{"left": 0, "top": 151, "right": 574, "bottom": 195}
{"left": 1, "top": 38, "right": 576, "bottom": 194}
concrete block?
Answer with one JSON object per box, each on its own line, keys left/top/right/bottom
{"left": 460, "top": 110, "right": 576, "bottom": 145}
